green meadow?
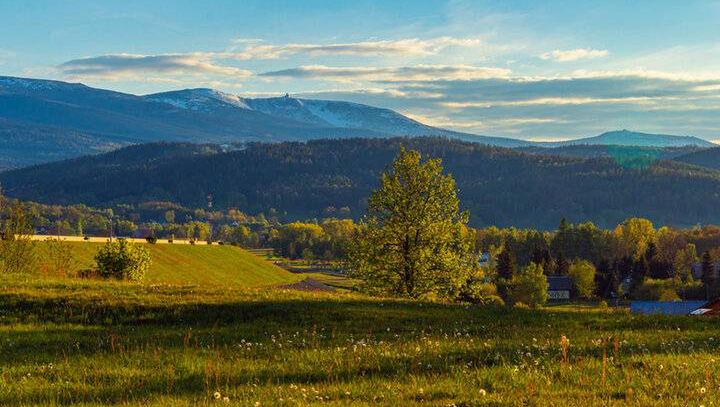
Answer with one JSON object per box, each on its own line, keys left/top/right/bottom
{"left": 37, "top": 242, "right": 302, "bottom": 288}
{"left": 2, "top": 251, "right": 720, "bottom": 406}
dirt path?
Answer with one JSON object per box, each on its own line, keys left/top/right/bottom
{"left": 277, "top": 278, "right": 336, "bottom": 292}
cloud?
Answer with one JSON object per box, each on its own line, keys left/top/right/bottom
{"left": 58, "top": 53, "right": 252, "bottom": 80}
{"left": 260, "top": 64, "right": 511, "bottom": 82}
{"left": 540, "top": 48, "right": 609, "bottom": 62}
{"left": 228, "top": 37, "right": 481, "bottom": 59}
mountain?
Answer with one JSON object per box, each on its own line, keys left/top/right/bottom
{"left": 3, "top": 137, "right": 720, "bottom": 229}
{"left": 0, "top": 76, "right": 526, "bottom": 169}
{"left": 673, "top": 147, "right": 720, "bottom": 170}
{"left": 144, "top": 89, "right": 530, "bottom": 146}
{"left": 545, "top": 130, "right": 715, "bottom": 148}
{"left": 517, "top": 144, "right": 702, "bottom": 160}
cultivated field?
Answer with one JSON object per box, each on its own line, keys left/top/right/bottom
{"left": 2, "top": 263, "right": 720, "bottom": 406}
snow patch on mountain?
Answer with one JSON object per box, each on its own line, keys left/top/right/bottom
{"left": 146, "top": 88, "right": 250, "bottom": 112}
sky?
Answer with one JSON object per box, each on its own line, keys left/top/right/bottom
{"left": 1, "top": 0, "right": 720, "bottom": 141}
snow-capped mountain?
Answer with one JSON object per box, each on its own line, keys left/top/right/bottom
{"left": 143, "top": 89, "right": 529, "bottom": 145}
{"left": 0, "top": 75, "right": 714, "bottom": 170}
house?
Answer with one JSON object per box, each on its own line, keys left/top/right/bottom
{"left": 547, "top": 276, "right": 572, "bottom": 300}
{"left": 630, "top": 301, "right": 706, "bottom": 315}
{"left": 689, "top": 298, "right": 720, "bottom": 316}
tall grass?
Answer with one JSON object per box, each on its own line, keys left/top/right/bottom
{"left": 1, "top": 274, "right": 719, "bottom": 405}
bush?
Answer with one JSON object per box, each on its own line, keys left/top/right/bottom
{"left": 94, "top": 239, "right": 151, "bottom": 281}
{"left": 145, "top": 236, "right": 158, "bottom": 244}
{"left": 456, "top": 274, "right": 501, "bottom": 305}
{"left": 507, "top": 263, "right": 548, "bottom": 308}
{"left": 568, "top": 260, "right": 596, "bottom": 299}
{"left": 632, "top": 278, "right": 679, "bottom": 301}
{"left": 168, "top": 239, "right": 173, "bottom": 244}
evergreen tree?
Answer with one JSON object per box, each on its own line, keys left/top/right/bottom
{"left": 630, "top": 255, "right": 649, "bottom": 293}
{"left": 701, "top": 251, "right": 716, "bottom": 300}
{"left": 496, "top": 245, "right": 517, "bottom": 281}
{"left": 555, "top": 251, "right": 569, "bottom": 275}
{"left": 595, "top": 258, "right": 611, "bottom": 298}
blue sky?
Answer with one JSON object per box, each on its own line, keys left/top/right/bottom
{"left": 2, "top": 0, "right": 720, "bottom": 141}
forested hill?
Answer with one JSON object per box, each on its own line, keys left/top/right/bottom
{"left": 674, "top": 147, "right": 720, "bottom": 170}
{"left": 3, "top": 137, "right": 720, "bottom": 229}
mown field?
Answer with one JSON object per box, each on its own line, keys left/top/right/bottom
{"left": 2, "top": 268, "right": 720, "bottom": 406}
{"left": 37, "top": 242, "right": 302, "bottom": 288}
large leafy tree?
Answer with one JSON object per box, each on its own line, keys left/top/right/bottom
{"left": 349, "top": 147, "right": 474, "bottom": 298}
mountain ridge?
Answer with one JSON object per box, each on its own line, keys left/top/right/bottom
{"left": 0, "top": 75, "right": 716, "bottom": 170}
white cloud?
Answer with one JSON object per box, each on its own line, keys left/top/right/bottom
{"left": 260, "top": 64, "right": 511, "bottom": 82}
{"left": 227, "top": 37, "right": 482, "bottom": 59}
{"left": 58, "top": 53, "right": 252, "bottom": 80}
{"left": 540, "top": 48, "right": 609, "bottom": 62}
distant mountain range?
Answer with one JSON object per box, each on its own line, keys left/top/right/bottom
{"left": 541, "top": 130, "right": 715, "bottom": 148}
{"left": 3, "top": 137, "right": 720, "bottom": 229}
{"left": 0, "top": 75, "right": 715, "bottom": 170}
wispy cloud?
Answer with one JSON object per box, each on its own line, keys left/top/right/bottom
{"left": 58, "top": 53, "right": 252, "bottom": 80}
{"left": 228, "top": 37, "right": 482, "bottom": 59}
{"left": 540, "top": 48, "right": 609, "bottom": 62}
{"left": 260, "top": 64, "right": 511, "bottom": 82}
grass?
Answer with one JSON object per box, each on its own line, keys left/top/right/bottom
{"left": 38, "top": 242, "right": 303, "bottom": 288}
{"left": 2, "top": 271, "right": 720, "bottom": 406}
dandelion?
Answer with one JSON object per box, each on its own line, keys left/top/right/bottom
{"left": 223, "top": 396, "right": 229, "bottom": 403}
{"left": 700, "top": 387, "right": 707, "bottom": 394}
{"left": 479, "top": 389, "right": 487, "bottom": 396}
{"left": 213, "top": 391, "right": 221, "bottom": 399}
{"left": 254, "top": 402, "right": 260, "bottom": 407}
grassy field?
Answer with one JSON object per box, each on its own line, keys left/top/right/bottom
{"left": 38, "top": 242, "right": 303, "bottom": 288}
{"left": 2, "top": 271, "right": 720, "bottom": 406}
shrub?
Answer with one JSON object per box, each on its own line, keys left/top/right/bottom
{"left": 507, "top": 262, "right": 548, "bottom": 308}
{"left": 568, "top": 260, "right": 596, "bottom": 299}
{"left": 83, "top": 236, "right": 90, "bottom": 241}
{"left": 168, "top": 239, "right": 173, "bottom": 244}
{"left": 632, "top": 278, "right": 679, "bottom": 301}
{"left": 457, "top": 273, "right": 501, "bottom": 305}
{"left": 145, "top": 236, "right": 158, "bottom": 244}
{"left": 94, "top": 239, "right": 151, "bottom": 281}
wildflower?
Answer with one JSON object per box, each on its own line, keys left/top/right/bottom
{"left": 214, "top": 392, "right": 221, "bottom": 399}
{"left": 254, "top": 402, "right": 260, "bottom": 407}
{"left": 479, "top": 389, "right": 487, "bottom": 396}
{"left": 700, "top": 387, "right": 707, "bottom": 394}
{"left": 223, "top": 396, "right": 229, "bottom": 403}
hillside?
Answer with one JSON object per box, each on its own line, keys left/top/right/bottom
{"left": 674, "top": 147, "right": 720, "bottom": 170}
{"left": 39, "top": 242, "right": 301, "bottom": 287}
{"left": 4, "top": 137, "right": 720, "bottom": 229}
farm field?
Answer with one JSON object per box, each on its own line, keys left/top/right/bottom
{"left": 37, "top": 242, "right": 303, "bottom": 288}
{"left": 2, "top": 272, "right": 720, "bottom": 406}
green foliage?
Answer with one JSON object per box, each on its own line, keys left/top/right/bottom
{"left": 614, "top": 217, "right": 656, "bottom": 260}
{"left": 507, "top": 262, "right": 548, "bottom": 307}
{"left": 94, "top": 239, "right": 151, "bottom": 281}
{"left": 632, "top": 278, "right": 680, "bottom": 301}
{"left": 6, "top": 137, "right": 720, "bottom": 229}
{"left": 349, "top": 148, "right": 474, "bottom": 299}
{"left": 568, "top": 260, "right": 596, "bottom": 299}
{"left": 0, "top": 199, "right": 37, "bottom": 274}
{"left": 456, "top": 270, "right": 502, "bottom": 306}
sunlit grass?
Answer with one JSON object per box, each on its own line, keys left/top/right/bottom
{"left": 2, "top": 274, "right": 720, "bottom": 405}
